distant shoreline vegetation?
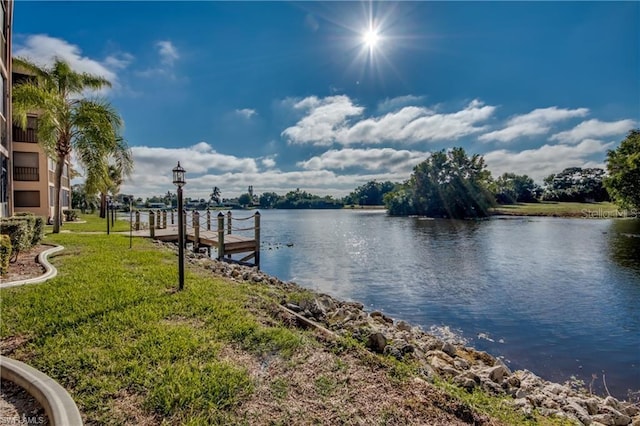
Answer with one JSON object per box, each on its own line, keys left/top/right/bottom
{"left": 98, "top": 130, "right": 638, "bottom": 219}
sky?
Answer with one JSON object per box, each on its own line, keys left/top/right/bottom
{"left": 12, "top": 1, "right": 640, "bottom": 200}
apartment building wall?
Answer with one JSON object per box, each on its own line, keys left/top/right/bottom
{"left": 12, "top": 115, "right": 71, "bottom": 220}
{"left": 0, "top": 0, "right": 12, "bottom": 218}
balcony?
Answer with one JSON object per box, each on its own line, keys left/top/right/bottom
{"left": 13, "top": 125, "right": 38, "bottom": 143}
{"left": 14, "top": 166, "right": 39, "bottom": 181}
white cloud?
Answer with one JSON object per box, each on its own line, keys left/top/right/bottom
{"left": 14, "top": 34, "right": 124, "bottom": 88}
{"left": 156, "top": 40, "right": 179, "bottom": 66}
{"left": 483, "top": 139, "right": 613, "bottom": 182}
{"left": 261, "top": 157, "right": 277, "bottom": 168}
{"left": 550, "top": 119, "right": 636, "bottom": 144}
{"left": 282, "top": 96, "right": 495, "bottom": 146}
{"left": 297, "top": 148, "right": 426, "bottom": 173}
{"left": 235, "top": 108, "right": 257, "bottom": 119}
{"left": 281, "top": 95, "right": 365, "bottom": 145}
{"left": 377, "top": 95, "right": 425, "bottom": 113}
{"left": 479, "top": 107, "right": 589, "bottom": 143}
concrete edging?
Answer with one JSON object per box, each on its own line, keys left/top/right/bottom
{"left": 1, "top": 245, "right": 64, "bottom": 289}
{"left": 1, "top": 356, "right": 83, "bottom": 425}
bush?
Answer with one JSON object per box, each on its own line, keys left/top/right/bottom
{"left": 32, "top": 216, "right": 45, "bottom": 246}
{"left": 0, "top": 214, "right": 45, "bottom": 261}
{"left": 63, "top": 209, "right": 79, "bottom": 222}
{"left": 0, "top": 234, "right": 11, "bottom": 275}
{"left": 0, "top": 220, "right": 30, "bottom": 262}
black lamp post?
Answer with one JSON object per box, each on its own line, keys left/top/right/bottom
{"left": 173, "top": 162, "right": 186, "bottom": 291}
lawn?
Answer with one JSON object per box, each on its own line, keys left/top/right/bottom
{"left": 490, "top": 201, "right": 621, "bottom": 217}
{"left": 1, "top": 214, "right": 573, "bottom": 425}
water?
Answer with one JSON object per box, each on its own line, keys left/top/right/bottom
{"left": 251, "top": 209, "right": 640, "bottom": 399}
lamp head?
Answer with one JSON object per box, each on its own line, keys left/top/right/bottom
{"left": 172, "top": 162, "right": 186, "bottom": 187}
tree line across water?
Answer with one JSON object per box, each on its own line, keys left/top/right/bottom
{"left": 118, "top": 129, "right": 638, "bottom": 219}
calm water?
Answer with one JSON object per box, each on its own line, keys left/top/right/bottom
{"left": 249, "top": 209, "right": 640, "bottom": 399}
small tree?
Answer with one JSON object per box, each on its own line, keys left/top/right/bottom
{"left": 386, "top": 148, "right": 494, "bottom": 218}
{"left": 605, "top": 129, "right": 640, "bottom": 209}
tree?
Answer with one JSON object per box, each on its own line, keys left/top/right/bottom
{"left": 605, "top": 129, "right": 640, "bottom": 209}
{"left": 98, "top": 160, "right": 132, "bottom": 218}
{"left": 542, "top": 167, "right": 609, "bottom": 202}
{"left": 71, "top": 184, "right": 98, "bottom": 214}
{"left": 12, "top": 58, "right": 131, "bottom": 233}
{"left": 492, "top": 173, "right": 541, "bottom": 204}
{"left": 238, "top": 193, "right": 253, "bottom": 207}
{"left": 209, "top": 187, "right": 221, "bottom": 205}
{"left": 385, "top": 147, "right": 494, "bottom": 218}
{"left": 259, "top": 192, "right": 280, "bottom": 209}
{"left": 344, "top": 180, "right": 397, "bottom": 206}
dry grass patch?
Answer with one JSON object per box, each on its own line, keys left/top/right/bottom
{"left": 235, "top": 344, "right": 499, "bottom": 425}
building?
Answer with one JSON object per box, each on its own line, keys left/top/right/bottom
{"left": 0, "top": 0, "right": 12, "bottom": 218}
{"left": 11, "top": 68, "right": 71, "bottom": 220}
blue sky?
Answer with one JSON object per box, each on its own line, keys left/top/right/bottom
{"left": 13, "top": 1, "right": 639, "bottom": 199}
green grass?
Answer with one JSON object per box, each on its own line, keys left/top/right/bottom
{"left": 2, "top": 213, "right": 577, "bottom": 424}
{"left": 1, "top": 216, "right": 304, "bottom": 424}
{"left": 433, "top": 378, "right": 576, "bottom": 426}
{"left": 490, "top": 201, "right": 620, "bottom": 217}
{"left": 49, "top": 212, "right": 132, "bottom": 233}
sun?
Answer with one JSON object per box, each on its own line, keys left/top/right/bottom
{"left": 363, "top": 29, "right": 379, "bottom": 47}
{"left": 363, "top": 28, "right": 380, "bottom": 50}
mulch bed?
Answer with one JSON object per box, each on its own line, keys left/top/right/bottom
{"left": 2, "top": 245, "right": 50, "bottom": 284}
{"left": 0, "top": 379, "right": 49, "bottom": 425}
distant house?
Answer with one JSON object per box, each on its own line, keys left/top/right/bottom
{"left": 148, "top": 202, "right": 168, "bottom": 209}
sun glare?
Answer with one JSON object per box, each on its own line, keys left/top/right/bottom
{"left": 363, "top": 28, "right": 380, "bottom": 50}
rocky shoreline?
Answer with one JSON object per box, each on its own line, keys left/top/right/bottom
{"left": 174, "top": 242, "right": 639, "bottom": 426}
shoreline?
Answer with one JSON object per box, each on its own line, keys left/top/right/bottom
{"left": 176, "top": 242, "right": 639, "bottom": 425}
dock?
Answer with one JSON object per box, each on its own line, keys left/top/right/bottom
{"left": 131, "top": 210, "right": 260, "bottom": 267}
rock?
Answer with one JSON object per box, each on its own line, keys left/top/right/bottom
{"left": 515, "top": 388, "right": 529, "bottom": 399}
{"left": 604, "top": 397, "right": 620, "bottom": 409}
{"left": 622, "top": 404, "right": 640, "bottom": 417}
{"left": 632, "top": 414, "right": 640, "bottom": 426}
{"left": 564, "top": 401, "right": 592, "bottom": 425}
{"left": 367, "top": 332, "right": 387, "bottom": 353}
{"left": 453, "top": 358, "right": 469, "bottom": 370}
{"left": 546, "top": 383, "right": 567, "bottom": 396}
{"left": 285, "top": 303, "right": 302, "bottom": 312}
{"left": 396, "top": 320, "right": 412, "bottom": 332}
{"left": 600, "top": 406, "right": 631, "bottom": 426}
{"left": 487, "top": 365, "right": 510, "bottom": 383}
{"left": 442, "top": 342, "right": 457, "bottom": 357}
{"left": 591, "top": 414, "right": 617, "bottom": 426}
{"left": 585, "top": 398, "right": 600, "bottom": 415}
{"left": 384, "top": 345, "right": 403, "bottom": 360}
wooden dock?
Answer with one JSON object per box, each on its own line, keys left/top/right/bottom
{"left": 131, "top": 210, "right": 260, "bottom": 267}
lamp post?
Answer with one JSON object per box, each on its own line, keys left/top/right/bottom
{"left": 173, "top": 162, "right": 186, "bottom": 291}
{"left": 106, "top": 196, "right": 111, "bottom": 235}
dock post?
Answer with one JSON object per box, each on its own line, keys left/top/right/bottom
{"left": 227, "top": 211, "right": 232, "bottom": 235}
{"left": 206, "top": 209, "right": 211, "bottom": 231}
{"left": 135, "top": 211, "right": 140, "bottom": 231}
{"left": 156, "top": 211, "right": 161, "bottom": 229}
{"left": 171, "top": 209, "right": 175, "bottom": 225}
{"left": 217, "top": 212, "right": 225, "bottom": 260}
{"left": 149, "top": 210, "right": 155, "bottom": 238}
{"left": 193, "top": 211, "right": 200, "bottom": 252}
{"left": 162, "top": 211, "right": 167, "bottom": 229}
{"left": 254, "top": 211, "right": 261, "bottom": 268}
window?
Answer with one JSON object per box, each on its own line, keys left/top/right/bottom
{"left": 49, "top": 186, "right": 55, "bottom": 207}
{"left": 12, "top": 116, "right": 38, "bottom": 143}
{"left": 14, "top": 191, "right": 40, "bottom": 208}
{"left": 62, "top": 189, "right": 70, "bottom": 208}
{"left": 1, "top": 155, "right": 7, "bottom": 204}
{"left": 13, "top": 152, "right": 39, "bottom": 181}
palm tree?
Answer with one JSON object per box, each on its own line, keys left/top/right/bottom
{"left": 98, "top": 161, "right": 132, "bottom": 218}
{"left": 12, "top": 57, "right": 132, "bottom": 233}
{"left": 210, "top": 186, "right": 221, "bottom": 206}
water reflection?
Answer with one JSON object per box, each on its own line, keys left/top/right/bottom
{"left": 255, "top": 211, "right": 640, "bottom": 398}
{"left": 608, "top": 219, "right": 640, "bottom": 272}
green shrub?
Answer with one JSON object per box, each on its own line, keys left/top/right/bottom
{"left": 32, "top": 216, "right": 45, "bottom": 246}
{"left": 15, "top": 213, "right": 44, "bottom": 246}
{"left": 63, "top": 209, "right": 79, "bottom": 222}
{"left": 0, "top": 234, "right": 11, "bottom": 275}
{"left": 0, "top": 220, "right": 30, "bottom": 261}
